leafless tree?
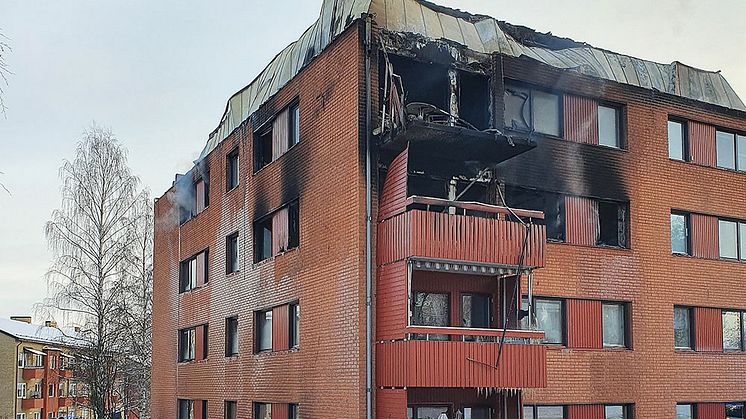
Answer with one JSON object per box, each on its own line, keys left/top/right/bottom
{"left": 0, "top": 28, "right": 10, "bottom": 115}
{"left": 43, "top": 125, "right": 149, "bottom": 419}
{"left": 116, "top": 191, "right": 153, "bottom": 419}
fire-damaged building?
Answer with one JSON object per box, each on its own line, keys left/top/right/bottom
{"left": 151, "top": 0, "right": 746, "bottom": 418}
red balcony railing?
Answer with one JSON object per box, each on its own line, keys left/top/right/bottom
{"left": 378, "top": 197, "right": 546, "bottom": 268}
{"left": 21, "top": 397, "right": 44, "bottom": 409}
{"left": 377, "top": 327, "right": 546, "bottom": 389}
{"left": 22, "top": 367, "right": 44, "bottom": 380}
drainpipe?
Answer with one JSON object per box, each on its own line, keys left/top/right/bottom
{"left": 364, "top": 14, "right": 374, "bottom": 419}
{"left": 15, "top": 341, "right": 20, "bottom": 417}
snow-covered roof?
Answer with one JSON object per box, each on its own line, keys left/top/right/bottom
{"left": 0, "top": 317, "right": 80, "bottom": 346}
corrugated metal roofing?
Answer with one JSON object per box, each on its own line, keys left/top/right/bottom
{"left": 199, "top": 0, "right": 745, "bottom": 159}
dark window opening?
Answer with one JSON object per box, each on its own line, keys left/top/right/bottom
{"left": 226, "top": 148, "right": 239, "bottom": 191}
{"left": 225, "top": 316, "right": 238, "bottom": 356}
{"left": 256, "top": 310, "right": 272, "bottom": 352}
{"left": 461, "top": 293, "right": 492, "bottom": 329}
{"left": 179, "top": 258, "right": 197, "bottom": 293}
{"left": 407, "top": 406, "right": 449, "bottom": 419}
{"left": 459, "top": 71, "right": 491, "bottom": 130}
{"left": 254, "top": 403, "right": 271, "bottom": 419}
{"left": 505, "top": 186, "right": 566, "bottom": 241}
{"left": 178, "top": 328, "right": 195, "bottom": 362}
{"left": 201, "top": 324, "right": 209, "bottom": 359}
{"left": 178, "top": 400, "right": 194, "bottom": 419}
{"left": 226, "top": 232, "right": 239, "bottom": 274}
{"left": 255, "top": 128, "right": 273, "bottom": 171}
{"left": 671, "top": 212, "right": 690, "bottom": 255}
{"left": 289, "top": 404, "right": 299, "bottom": 419}
{"left": 726, "top": 403, "right": 744, "bottom": 419}
{"left": 504, "top": 83, "right": 560, "bottom": 137}
{"left": 597, "top": 201, "right": 627, "bottom": 247}
{"left": 225, "top": 401, "right": 237, "bottom": 419}
{"left": 388, "top": 55, "right": 449, "bottom": 113}
{"left": 254, "top": 216, "right": 273, "bottom": 263}
{"left": 288, "top": 201, "right": 300, "bottom": 249}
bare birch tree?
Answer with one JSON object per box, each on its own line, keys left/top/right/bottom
{"left": 116, "top": 191, "right": 153, "bottom": 419}
{"left": 44, "top": 125, "right": 147, "bottom": 419}
{"left": 0, "top": 29, "right": 10, "bottom": 115}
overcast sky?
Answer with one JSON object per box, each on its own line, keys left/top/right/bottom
{"left": 0, "top": 0, "right": 744, "bottom": 321}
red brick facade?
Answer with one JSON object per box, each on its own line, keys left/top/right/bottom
{"left": 153, "top": 13, "right": 746, "bottom": 419}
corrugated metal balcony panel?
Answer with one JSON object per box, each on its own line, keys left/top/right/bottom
{"left": 377, "top": 210, "right": 546, "bottom": 268}
{"left": 376, "top": 339, "right": 546, "bottom": 388}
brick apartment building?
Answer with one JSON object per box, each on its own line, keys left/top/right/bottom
{"left": 0, "top": 317, "right": 88, "bottom": 419}
{"left": 151, "top": 0, "right": 746, "bottom": 418}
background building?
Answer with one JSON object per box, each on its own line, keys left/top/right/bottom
{"left": 152, "top": 0, "right": 746, "bottom": 418}
{"left": 0, "top": 317, "right": 88, "bottom": 419}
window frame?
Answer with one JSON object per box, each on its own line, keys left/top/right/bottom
{"left": 225, "top": 316, "right": 239, "bottom": 357}
{"left": 531, "top": 297, "right": 566, "bottom": 346}
{"left": 178, "top": 327, "right": 196, "bottom": 363}
{"left": 460, "top": 292, "right": 493, "bottom": 329}
{"left": 726, "top": 402, "right": 744, "bottom": 419}
{"left": 288, "top": 100, "right": 301, "bottom": 148}
{"left": 179, "top": 249, "right": 208, "bottom": 293}
{"left": 716, "top": 129, "right": 738, "bottom": 170}
{"left": 676, "top": 403, "right": 696, "bottom": 419}
{"left": 226, "top": 232, "right": 239, "bottom": 274}
{"left": 225, "top": 147, "right": 240, "bottom": 192}
{"left": 602, "top": 301, "right": 629, "bottom": 349}
{"left": 253, "top": 214, "right": 274, "bottom": 263}
{"left": 503, "top": 82, "right": 563, "bottom": 138}
{"left": 668, "top": 118, "right": 689, "bottom": 161}
{"left": 670, "top": 212, "right": 691, "bottom": 256}
{"left": 178, "top": 399, "right": 194, "bottom": 419}
{"left": 254, "top": 402, "right": 272, "bottom": 419}
{"left": 673, "top": 305, "right": 694, "bottom": 350}
{"left": 596, "top": 199, "right": 629, "bottom": 248}
{"left": 255, "top": 309, "right": 273, "bottom": 353}
{"left": 597, "top": 102, "right": 624, "bottom": 149}
{"left": 722, "top": 309, "right": 745, "bottom": 352}
{"left": 289, "top": 302, "right": 300, "bottom": 349}
{"left": 718, "top": 218, "right": 741, "bottom": 260}
{"left": 523, "top": 405, "right": 567, "bottom": 419}
{"left": 224, "top": 400, "right": 237, "bottom": 419}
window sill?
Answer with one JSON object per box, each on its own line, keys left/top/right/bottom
{"left": 548, "top": 241, "right": 632, "bottom": 252}
{"left": 674, "top": 347, "right": 695, "bottom": 352}
{"left": 669, "top": 157, "right": 746, "bottom": 175}
{"left": 226, "top": 185, "right": 240, "bottom": 195}
{"left": 253, "top": 247, "right": 299, "bottom": 267}
{"left": 226, "top": 270, "right": 240, "bottom": 277}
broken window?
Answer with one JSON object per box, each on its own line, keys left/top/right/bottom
{"left": 717, "top": 130, "right": 737, "bottom": 170}
{"left": 178, "top": 328, "right": 195, "bottom": 362}
{"left": 225, "top": 316, "right": 238, "bottom": 356}
{"left": 504, "top": 84, "right": 560, "bottom": 136}
{"left": 505, "top": 186, "right": 566, "bottom": 241}
{"left": 178, "top": 400, "right": 194, "bottom": 419}
{"left": 411, "top": 292, "right": 449, "bottom": 341}
{"left": 668, "top": 119, "right": 687, "bottom": 161}
{"left": 602, "top": 302, "right": 626, "bottom": 348}
{"left": 254, "top": 216, "right": 273, "bottom": 263}
{"left": 461, "top": 294, "right": 491, "bottom": 333}
{"left": 388, "top": 55, "right": 449, "bottom": 113}
{"left": 226, "top": 148, "right": 239, "bottom": 191}
{"left": 727, "top": 403, "right": 745, "bottom": 419}
{"left": 598, "top": 105, "right": 621, "bottom": 148}
{"left": 722, "top": 310, "right": 743, "bottom": 351}
{"left": 256, "top": 310, "right": 272, "bottom": 352}
{"left": 226, "top": 232, "right": 239, "bottom": 274}
{"left": 670, "top": 212, "right": 690, "bottom": 255}
{"left": 597, "top": 201, "right": 627, "bottom": 247}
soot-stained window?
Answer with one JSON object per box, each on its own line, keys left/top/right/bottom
{"left": 597, "top": 201, "right": 627, "bottom": 248}
{"left": 504, "top": 83, "right": 560, "bottom": 137}
{"left": 505, "top": 186, "right": 566, "bottom": 241}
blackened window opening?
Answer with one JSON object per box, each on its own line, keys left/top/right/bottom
{"left": 254, "top": 217, "right": 273, "bottom": 263}
{"left": 598, "top": 201, "right": 627, "bottom": 247}
{"left": 388, "top": 55, "right": 449, "bottom": 113}
{"left": 226, "top": 148, "right": 239, "bottom": 191}
{"left": 255, "top": 129, "right": 273, "bottom": 171}
{"left": 459, "top": 71, "right": 491, "bottom": 130}
{"left": 505, "top": 186, "right": 566, "bottom": 241}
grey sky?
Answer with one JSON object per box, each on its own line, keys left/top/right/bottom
{"left": 0, "top": 0, "right": 744, "bottom": 321}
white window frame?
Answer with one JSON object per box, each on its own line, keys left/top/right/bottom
{"left": 17, "top": 383, "right": 26, "bottom": 398}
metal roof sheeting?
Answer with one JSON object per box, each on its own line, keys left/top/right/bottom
{"left": 199, "top": 0, "right": 745, "bottom": 159}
